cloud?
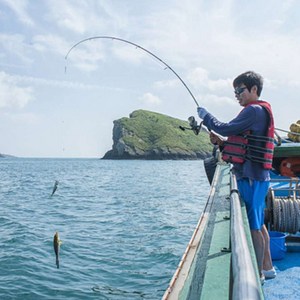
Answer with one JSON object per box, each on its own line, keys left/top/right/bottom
{"left": 64, "top": 37, "right": 153, "bottom": 72}
{"left": 9, "top": 73, "right": 135, "bottom": 93}
{"left": 0, "top": 34, "right": 33, "bottom": 64}
{"left": 2, "top": 111, "right": 40, "bottom": 124}
{"left": 64, "top": 38, "right": 108, "bottom": 72}
{"left": 46, "top": 0, "right": 128, "bottom": 34}
{"left": 139, "top": 92, "right": 161, "bottom": 106}
{"left": 32, "top": 34, "right": 70, "bottom": 56}
{"left": 187, "top": 67, "right": 232, "bottom": 92}
{"left": 0, "top": 71, "right": 35, "bottom": 109}
{"left": 1, "top": 0, "right": 34, "bottom": 26}
{"left": 153, "top": 79, "right": 179, "bottom": 89}
{"left": 112, "top": 42, "right": 146, "bottom": 65}
{"left": 13, "top": 74, "right": 96, "bottom": 89}
{"left": 46, "top": 0, "right": 91, "bottom": 34}
{"left": 133, "top": 0, "right": 237, "bottom": 68}
{"left": 133, "top": 0, "right": 300, "bottom": 86}
{"left": 200, "top": 93, "right": 236, "bottom": 107}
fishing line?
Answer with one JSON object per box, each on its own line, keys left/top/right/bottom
{"left": 65, "top": 36, "right": 200, "bottom": 107}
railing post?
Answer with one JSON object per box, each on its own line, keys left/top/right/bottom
{"left": 229, "top": 173, "right": 263, "bottom": 300}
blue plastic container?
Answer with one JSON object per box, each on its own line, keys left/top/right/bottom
{"left": 269, "top": 231, "right": 287, "bottom": 260}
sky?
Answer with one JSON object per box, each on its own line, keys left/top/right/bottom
{"left": 1, "top": 0, "right": 300, "bottom": 158}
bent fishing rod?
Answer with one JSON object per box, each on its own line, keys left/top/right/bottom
{"left": 65, "top": 36, "right": 200, "bottom": 108}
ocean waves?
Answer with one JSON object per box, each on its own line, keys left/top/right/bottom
{"left": 0, "top": 159, "right": 210, "bottom": 299}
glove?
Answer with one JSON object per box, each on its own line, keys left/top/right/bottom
{"left": 197, "top": 107, "right": 208, "bottom": 119}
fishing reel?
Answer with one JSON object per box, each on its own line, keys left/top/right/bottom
{"left": 179, "top": 116, "right": 203, "bottom": 135}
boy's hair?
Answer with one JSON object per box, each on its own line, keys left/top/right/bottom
{"left": 233, "top": 71, "right": 263, "bottom": 97}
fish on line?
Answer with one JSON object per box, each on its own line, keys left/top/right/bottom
{"left": 53, "top": 231, "right": 62, "bottom": 268}
{"left": 51, "top": 180, "right": 59, "bottom": 196}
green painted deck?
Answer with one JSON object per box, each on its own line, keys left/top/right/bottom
{"left": 199, "top": 165, "right": 231, "bottom": 299}
{"left": 200, "top": 211, "right": 231, "bottom": 299}
{"left": 179, "top": 165, "right": 233, "bottom": 300}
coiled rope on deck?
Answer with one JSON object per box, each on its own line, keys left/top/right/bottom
{"left": 271, "top": 197, "right": 300, "bottom": 233}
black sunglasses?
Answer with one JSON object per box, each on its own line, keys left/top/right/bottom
{"left": 234, "top": 86, "right": 247, "bottom": 95}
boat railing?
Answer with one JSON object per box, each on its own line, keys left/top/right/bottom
{"left": 230, "top": 173, "right": 262, "bottom": 300}
{"left": 269, "top": 177, "right": 300, "bottom": 199}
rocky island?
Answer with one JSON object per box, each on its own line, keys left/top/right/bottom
{"left": 102, "top": 110, "right": 213, "bottom": 160}
{"left": 0, "top": 153, "right": 14, "bottom": 158}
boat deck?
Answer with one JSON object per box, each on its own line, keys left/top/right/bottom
{"left": 264, "top": 247, "right": 300, "bottom": 299}
{"left": 163, "top": 164, "right": 264, "bottom": 299}
{"left": 199, "top": 209, "right": 231, "bottom": 299}
{"left": 175, "top": 165, "right": 233, "bottom": 300}
{"left": 163, "top": 162, "right": 299, "bottom": 300}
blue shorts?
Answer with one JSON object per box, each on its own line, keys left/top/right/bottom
{"left": 237, "top": 179, "right": 269, "bottom": 230}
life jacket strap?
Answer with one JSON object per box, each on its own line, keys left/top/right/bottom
{"left": 245, "top": 134, "right": 274, "bottom": 143}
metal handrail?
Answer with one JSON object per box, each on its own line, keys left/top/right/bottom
{"left": 230, "top": 174, "right": 262, "bottom": 300}
{"left": 270, "top": 178, "right": 300, "bottom": 198}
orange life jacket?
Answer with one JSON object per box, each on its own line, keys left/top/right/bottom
{"left": 280, "top": 158, "right": 300, "bottom": 177}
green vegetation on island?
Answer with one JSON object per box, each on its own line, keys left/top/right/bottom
{"left": 103, "top": 109, "right": 213, "bottom": 159}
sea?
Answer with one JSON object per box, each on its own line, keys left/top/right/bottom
{"left": 0, "top": 158, "right": 210, "bottom": 300}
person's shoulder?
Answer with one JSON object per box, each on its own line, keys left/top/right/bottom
{"left": 246, "top": 103, "right": 266, "bottom": 115}
{"left": 245, "top": 103, "right": 269, "bottom": 122}
{"left": 248, "top": 100, "right": 271, "bottom": 110}
{"left": 247, "top": 103, "right": 263, "bottom": 110}
{"left": 240, "top": 105, "right": 257, "bottom": 116}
